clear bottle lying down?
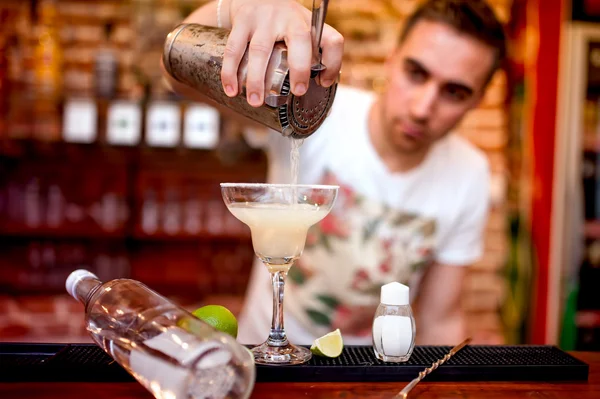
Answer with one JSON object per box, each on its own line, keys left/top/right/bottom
{"left": 66, "top": 269, "right": 256, "bottom": 399}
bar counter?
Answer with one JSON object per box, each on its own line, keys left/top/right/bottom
{"left": 0, "top": 351, "right": 597, "bottom": 399}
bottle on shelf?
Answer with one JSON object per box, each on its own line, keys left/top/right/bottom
{"left": 94, "top": 22, "right": 118, "bottom": 100}
{"left": 33, "top": 0, "right": 62, "bottom": 97}
{"left": 66, "top": 269, "right": 256, "bottom": 399}
{"left": 32, "top": 0, "right": 63, "bottom": 142}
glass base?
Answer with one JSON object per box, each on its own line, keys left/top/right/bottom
{"left": 373, "top": 349, "right": 412, "bottom": 363}
{"left": 251, "top": 341, "right": 312, "bottom": 365}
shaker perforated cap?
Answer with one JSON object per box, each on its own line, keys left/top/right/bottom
{"left": 380, "top": 282, "right": 410, "bottom": 305}
{"left": 66, "top": 269, "right": 99, "bottom": 300}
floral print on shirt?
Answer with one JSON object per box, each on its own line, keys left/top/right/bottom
{"left": 286, "top": 170, "right": 436, "bottom": 338}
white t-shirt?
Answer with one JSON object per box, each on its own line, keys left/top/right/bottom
{"left": 237, "top": 85, "right": 491, "bottom": 345}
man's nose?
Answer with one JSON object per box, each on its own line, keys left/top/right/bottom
{"left": 409, "top": 83, "right": 437, "bottom": 122}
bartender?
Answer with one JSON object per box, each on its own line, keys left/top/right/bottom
{"left": 162, "top": 0, "right": 507, "bottom": 346}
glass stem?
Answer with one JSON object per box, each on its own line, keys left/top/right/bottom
{"left": 268, "top": 271, "right": 288, "bottom": 347}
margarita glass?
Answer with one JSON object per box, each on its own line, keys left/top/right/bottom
{"left": 220, "top": 183, "right": 338, "bottom": 365}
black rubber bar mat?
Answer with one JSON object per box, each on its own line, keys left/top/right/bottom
{"left": 0, "top": 342, "right": 589, "bottom": 382}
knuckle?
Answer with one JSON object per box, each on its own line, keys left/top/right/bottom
{"left": 294, "top": 71, "right": 311, "bottom": 80}
{"left": 245, "top": 72, "right": 263, "bottom": 85}
{"left": 224, "top": 42, "right": 242, "bottom": 57}
{"left": 289, "top": 69, "right": 310, "bottom": 83}
{"left": 246, "top": 81, "right": 259, "bottom": 90}
{"left": 244, "top": 70, "right": 260, "bottom": 84}
{"left": 248, "top": 41, "right": 272, "bottom": 55}
{"left": 324, "top": 30, "right": 344, "bottom": 47}
{"left": 236, "top": 4, "right": 252, "bottom": 18}
{"left": 289, "top": 65, "right": 309, "bottom": 76}
{"left": 246, "top": 80, "right": 262, "bottom": 94}
{"left": 220, "top": 69, "right": 233, "bottom": 82}
{"left": 261, "top": 4, "right": 275, "bottom": 17}
{"left": 287, "top": 26, "right": 311, "bottom": 40}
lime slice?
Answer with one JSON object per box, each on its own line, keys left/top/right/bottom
{"left": 310, "top": 329, "right": 344, "bottom": 358}
{"left": 178, "top": 305, "right": 238, "bottom": 339}
{"left": 192, "top": 305, "right": 238, "bottom": 339}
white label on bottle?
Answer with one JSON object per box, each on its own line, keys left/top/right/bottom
{"left": 373, "top": 315, "right": 413, "bottom": 357}
{"left": 63, "top": 98, "right": 97, "bottom": 143}
{"left": 183, "top": 104, "right": 220, "bottom": 149}
{"left": 145, "top": 101, "right": 180, "bottom": 147}
{"left": 106, "top": 101, "right": 141, "bottom": 146}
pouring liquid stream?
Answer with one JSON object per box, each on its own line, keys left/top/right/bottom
{"left": 290, "top": 138, "right": 304, "bottom": 203}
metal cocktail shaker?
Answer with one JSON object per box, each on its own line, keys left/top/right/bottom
{"left": 162, "top": 0, "right": 337, "bottom": 139}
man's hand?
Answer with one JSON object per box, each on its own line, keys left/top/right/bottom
{"left": 186, "top": 0, "right": 344, "bottom": 108}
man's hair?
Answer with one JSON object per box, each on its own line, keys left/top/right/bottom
{"left": 399, "top": 0, "right": 507, "bottom": 84}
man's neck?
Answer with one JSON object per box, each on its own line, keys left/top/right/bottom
{"left": 368, "top": 100, "right": 429, "bottom": 174}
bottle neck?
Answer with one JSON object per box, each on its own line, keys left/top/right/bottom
{"left": 74, "top": 277, "right": 103, "bottom": 305}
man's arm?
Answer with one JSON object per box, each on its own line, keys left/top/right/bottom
{"left": 412, "top": 262, "right": 469, "bottom": 345}
{"left": 412, "top": 154, "right": 491, "bottom": 345}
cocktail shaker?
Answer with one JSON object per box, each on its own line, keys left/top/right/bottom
{"left": 162, "top": 0, "right": 337, "bottom": 139}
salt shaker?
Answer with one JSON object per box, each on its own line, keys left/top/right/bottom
{"left": 372, "top": 282, "right": 416, "bottom": 362}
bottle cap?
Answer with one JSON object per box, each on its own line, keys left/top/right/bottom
{"left": 380, "top": 282, "right": 410, "bottom": 305}
{"left": 66, "top": 269, "right": 99, "bottom": 300}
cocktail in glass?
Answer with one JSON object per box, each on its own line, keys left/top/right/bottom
{"left": 220, "top": 183, "right": 339, "bottom": 365}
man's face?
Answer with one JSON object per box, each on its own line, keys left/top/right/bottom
{"left": 381, "top": 20, "right": 496, "bottom": 154}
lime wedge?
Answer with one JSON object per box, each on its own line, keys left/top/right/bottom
{"left": 310, "top": 329, "right": 344, "bottom": 358}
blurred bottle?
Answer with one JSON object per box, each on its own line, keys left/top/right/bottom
{"left": 141, "top": 189, "right": 159, "bottom": 234}
{"left": 163, "top": 188, "right": 181, "bottom": 235}
{"left": 32, "top": 0, "right": 62, "bottom": 141}
{"left": 0, "top": 16, "right": 7, "bottom": 136}
{"left": 94, "top": 22, "right": 118, "bottom": 100}
{"left": 66, "top": 269, "right": 256, "bottom": 399}
{"left": 24, "top": 177, "right": 43, "bottom": 228}
{"left": 46, "top": 184, "right": 65, "bottom": 228}
{"left": 183, "top": 187, "right": 202, "bottom": 235}
{"left": 33, "top": 0, "right": 62, "bottom": 96}
{"left": 4, "top": 5, "right": 33, "bottom": 139}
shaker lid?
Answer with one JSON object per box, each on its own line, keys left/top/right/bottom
{"left": 380, "top": 282, "right": 410, "bottom": 305}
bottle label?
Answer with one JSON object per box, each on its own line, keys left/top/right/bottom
{"left": 183, "top": 104, "right": 220, "bottom": 149}
{"left": 63, "top": 98, "right": 97, "bottom": 143}
{"left": 106, "top": 101, "right": 142, "bottom": 146}
{"left": 145, "top": 101, "right": 181, "bottom": 147}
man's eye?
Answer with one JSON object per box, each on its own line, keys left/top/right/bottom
{"left": 405, "top": 66, "right": 427, "bottom": 83}
{"left": 443, "top": 86, "right": 469, "bottom": 102}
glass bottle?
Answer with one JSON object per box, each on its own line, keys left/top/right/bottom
{"left": 66, "top": 269, "right": 255, "bottom": 399}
